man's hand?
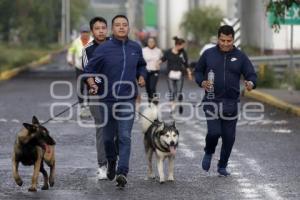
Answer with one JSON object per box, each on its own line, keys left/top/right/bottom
{"left": 201, "top": 80, "right": 213, "bottom": 92}
{"left": 187, "top": 68, "right": 193, "bottom": 81}
{"left": 87, "top": 77, "right": 98, "bottom": 95}
{"left": 244, "top": 80, "right": 254, "bottom": 91}
{"left": 67, "top": 61, "right": 74, "bottom": 67}
{"left": 138, "top": 76, "right": 145, "bottom": 87}
{"left": 89, "top": 84, "right": 98, "bottom": 95}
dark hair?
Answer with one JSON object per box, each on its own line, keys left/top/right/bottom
{"left": 173, "top": 36, "right": 185, "bottom": 45}
{"left": 89, "top": 17, "right": 107, "bottom": 30}
{"left": 147, "top": 36, "right": 157, "bottom": 43}
{"left": 112, "top": 14, "right": 129, "bottom": 25}
{"left": 218, "top": 25, "right": 235, "bottom": 38}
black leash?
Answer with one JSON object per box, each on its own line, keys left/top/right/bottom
{"left": 40, "top": 101, "right": 200, "bottom": 126}
{"left": 41, "top": 101, "right": 80, "bottom": 125}
{"left": 136, "top": 111, "right": 155, "bottom": 124}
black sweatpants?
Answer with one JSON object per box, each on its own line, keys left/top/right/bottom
{"left": 203, "top": 102, "right": 238, "bottom": 168}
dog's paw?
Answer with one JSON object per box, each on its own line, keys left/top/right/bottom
{"left": 49, "top": 180, "right": 54, "bottom": 187}
{"left": 150, "top": 174, "right": 155, "bottom": 179}
{"left": 15, "top": 178, "right": 23, "bottom": 186}
{"left": 28, "top": 187, "right": 37, "bottom": 192}
{"left": 167, "top": 177, "right": 175, "bottom": 182}
{"left": 144, "top": 174, "right": 156, "bottom": 181}
{"left": 41, "top": 184, "right": 49, "bottom": 190}
{"left": 159, "top": 178, "right": 165, "bottom": 184}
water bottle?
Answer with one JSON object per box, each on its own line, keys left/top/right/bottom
{"left": 207, "top": 69, "right": 215, "bottom": 99}
{"left": 207, "top": 69, "right": 215, "bottom": 91}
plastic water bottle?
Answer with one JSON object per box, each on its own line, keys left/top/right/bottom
{"left": 207, "top": 69, "right": 215, "bottom": 91}
{"left": 207, "top": 69, "right": 215, "bottom": 99}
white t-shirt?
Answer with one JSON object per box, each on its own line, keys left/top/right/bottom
{"left": 142, "top": 47, "right": 163, "bottom": 71}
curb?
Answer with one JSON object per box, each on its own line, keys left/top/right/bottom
{"left": 0, "top": 48, "right": 66, "bottom": 81}
{"left": 245, "top": 90, "right": 300, "bottom": 117}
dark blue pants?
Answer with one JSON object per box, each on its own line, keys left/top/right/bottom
{"left": 203, "top": 103, "right": 238, "bottom": 168}
{"left": 100, "top": 100, "right": 135, "bottom": 175}
{"left": 75, "top": 68, "right": 87, "bottom": 104}
{"left": 146, "top": 71, "right": 159, "bottom": 102}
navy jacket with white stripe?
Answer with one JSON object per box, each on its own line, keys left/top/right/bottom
{"left": 195, "top": 45, "right": 257, "bottom": 102}
{"left": 84, "top": 37, "right": 147, "bottom": 102}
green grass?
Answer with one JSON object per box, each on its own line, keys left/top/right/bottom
{"left": 0, "top": 43, "right": 62, "bottom": 72}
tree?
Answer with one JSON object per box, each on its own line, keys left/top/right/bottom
{"left": 266, "top": 0, "right": 300, "bottom": 31}
{"left": 181, "top": 6, "right": 223, "bottom": 45}
{"left": 0, "top": 0, "right": 88, "bottom": 46}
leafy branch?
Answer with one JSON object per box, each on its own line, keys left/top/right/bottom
{"left": 266, "top": 0, "right": 300, "bottom": 31}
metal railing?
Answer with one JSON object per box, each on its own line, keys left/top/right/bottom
{"left": 250, "top": 54, "right": 300, "bottom": 65}
{"left": 249, "top": 54, "right": 300, "bottom": 79}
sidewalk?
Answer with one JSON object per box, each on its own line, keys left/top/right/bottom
{"left": 245, "top": 88, "right": 300, "bottom": 116}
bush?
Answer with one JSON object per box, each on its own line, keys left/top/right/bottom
{"left": 0, "top": 44, "right": 60, "bottom": 72}
{"left": 293, "top": 72, "right": 300, "bottom": 90}
{"left": 256, "top": 65, "right": 277, "bottom": 88}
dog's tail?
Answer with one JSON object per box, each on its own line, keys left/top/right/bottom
{"left": 140, "top": 101, "right": 158, "bottom": 133}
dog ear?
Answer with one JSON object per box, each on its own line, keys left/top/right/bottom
{"left": 46, "top": 136, "right": 56, "bottom": 145}
{"left": 23, "top": 123, "right": 36, "bottom": 131}
{"left": 157, "top": 122, "right": 165, "bottom": 132}
{"left": 171, "top": 121, "right": 176, "bottom": 128}
{"left": 32, "top": 116, "right": 40, "bottom": 125}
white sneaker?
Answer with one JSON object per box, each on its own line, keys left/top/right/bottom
{"left": 80, "top": 106, "right": 91, "bottom": 118}
{"left": 97, "top": 165, "right": 107, "bottom": 180}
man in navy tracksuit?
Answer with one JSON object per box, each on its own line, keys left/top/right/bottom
{"left": 84, "top": 15, "right": 147, "bottom": 188}
{"left": 195, "top": 25, "right": 257, "bottom": 176}
{"left": 82, "top": 16, "right": 110, "bottom": 180}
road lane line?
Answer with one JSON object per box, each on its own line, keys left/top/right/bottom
{"left": 272, "top": 128, "right": 292, "bottom": 134}
{"left": 0, "top": 118, "right": 7, "bottom": 122}
{"left": 185, "top": 121, "right": 285, "bottom": 200}
{"left": 11, "top": 119, "right": 20, "bottom": 123}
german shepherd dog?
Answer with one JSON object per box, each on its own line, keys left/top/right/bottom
{"left": 12, "top": 116, "right": 55, "bottom": 192}
{"left": 141, "top": 102, "right": 179, "bottom": 183}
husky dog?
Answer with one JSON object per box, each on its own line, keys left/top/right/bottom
{"left": 141, "top": 102, "right": 179, "bottom": 183}
{"left": 12, "top": 116, "right": 56, "bottom": 192}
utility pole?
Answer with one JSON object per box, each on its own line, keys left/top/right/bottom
{"left": 61, "top": 0, "right": 66, "bottom": 45}
{"left": 66, "top": 0, "right": 70, "bottom": 43}
{"left": 61, "top": 0, "right": 70, "bottom": 45}
{"left": 127, "top": 0, "right": 136, "bottom": 38}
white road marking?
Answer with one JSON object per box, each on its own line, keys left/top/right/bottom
{"left": 0, "top": 118, "right": 7, "bottom": 122}
{"left": 245, "top": 158, "right": 262, "bottom": 174}
{"left": 273, "top": 120, "right": 288, "bottom": 125}
{"left": 11, "top": 119, "right": 20, "bottom": 123}
{"left": 272, "top": 128, "right": 292, "bottom": 134}
{"left": 184, "top": 121, "right": 285, "bottom": 200}
{"left": 179, "top": 146, "right": 195, "bottom": 158}
{"left": 248, "top": 120, "right": 262, "bottom": 125}
{"left": 237, "top": 121, "right": 249, "bottom": 126}
{"left": 258, "top": 184, "right": 284, "bottom": 200}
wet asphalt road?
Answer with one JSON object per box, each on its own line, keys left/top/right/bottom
{"left": 0, "top": 52, "right": 299, "bottom": 200}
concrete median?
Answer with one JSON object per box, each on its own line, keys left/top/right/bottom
{"left": 245, "top": 89, "right": 300, "bottom": 117}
